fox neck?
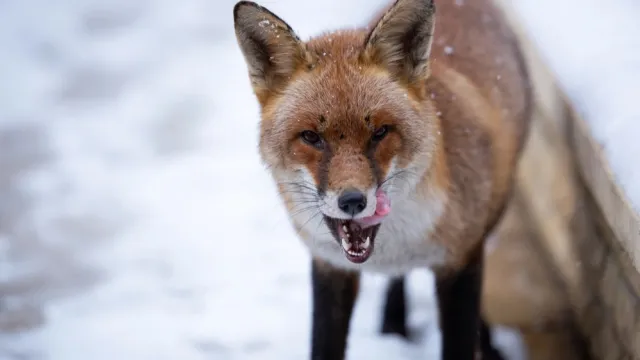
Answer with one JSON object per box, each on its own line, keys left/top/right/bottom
{"left": 409, "top": 116, "right": 449, "bottom": 204}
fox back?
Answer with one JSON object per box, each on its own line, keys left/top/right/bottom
{"left": 233, "top": 0, "right": 530, "bottom": 275}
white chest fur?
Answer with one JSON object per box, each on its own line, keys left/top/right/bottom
{"left": 302, "top": 191, "right": 449, "bottom": 276}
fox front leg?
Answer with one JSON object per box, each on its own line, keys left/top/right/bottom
{"left": 436, "top": 254, "right": 484, "bottom": 360}
{"left": 380, "top": 276, "right": 409, "bottom": 338}
{"left": 310, "top": 260, "right": 360, "bottom": 360}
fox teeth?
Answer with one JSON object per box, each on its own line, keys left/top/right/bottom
{"left": 341, "top": 238, "right": 351, "bottom": 251}
{"left": 363, "top": 236, "right": 371, "bottom": 249}
{"left": 342, "top": 225, "right": 348, "bottom": 233}
{"left": 348, "top": 249, "right": 365, "bottom": 256}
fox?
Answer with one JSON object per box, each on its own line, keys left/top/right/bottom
{"left": 232, "top": 0, "right": 531, "bottom": 359}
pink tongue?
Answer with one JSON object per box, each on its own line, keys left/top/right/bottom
{"left": 375, "top": 190, "right": 391, "bottom": 216}
{"left": 354, "top": 189, "right": 390, "bottom": 228}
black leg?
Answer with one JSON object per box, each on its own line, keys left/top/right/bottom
{"left": 436, "top": 254, "right": 484, "bottom": 360}
{"left": 380, "top": 276, "right": 409, "bottom": 338}
{"left": 311, "top": 259, "right": 360, "bottom": 360}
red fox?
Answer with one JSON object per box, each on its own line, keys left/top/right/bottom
{"left": 233, "top": 0, "right": 531, "bottom": 358}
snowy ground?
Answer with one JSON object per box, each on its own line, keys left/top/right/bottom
{"left": 5, "top": 0, "right": 636, "bottom": 359}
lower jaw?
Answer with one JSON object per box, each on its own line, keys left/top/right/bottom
{"left": 343, "top": 244, "right": 373, "bottom": 264}
{"left": 339, "top": 228, "right": 379, "bottom": 264}
{"left": 323, "top": 216, "right": 380, "bottom": 264}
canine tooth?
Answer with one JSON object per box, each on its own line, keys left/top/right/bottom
{"left": 342, "top": 225, "right": 348, "bottom": 233}
{"left": 341, "top": 238, "right": 351, "bottom": 251}
{"left": 363, "top": 236, "right": 371, "bottom": 249}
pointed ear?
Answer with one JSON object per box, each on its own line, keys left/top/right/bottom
{"left": 363, "top": 0, "right": 436, "bottom": 84}
{"left": 233, "top": 1, "right": 312, "bottom": 98}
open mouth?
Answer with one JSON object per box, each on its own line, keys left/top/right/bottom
{"left": 324, "top": 188, "right": 391, "bottom": 264}
{"left": 325, "top": 217, "right": 381, "bottom": 264}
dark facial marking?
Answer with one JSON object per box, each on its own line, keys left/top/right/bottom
{"left": 316, "top": 144, "right": 333, "bottom": 196}
{"left": 365, "top": 125, "right": 395, "bottom": 186}
{"left": 366, "top": 145, "right": 382, "bottom": 186}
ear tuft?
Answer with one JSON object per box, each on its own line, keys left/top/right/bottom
{"left": 233, "top": 1, "right": 310, "bottom": 96}
{"left": 363, "top": 0, "right": 436, "bottom": 84}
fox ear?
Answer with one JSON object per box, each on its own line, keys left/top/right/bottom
{"left": 233, "top": 1, "right": 311, "bottom": 98}
{"left": 363, "top": 0, "right": 436, "bottom": 84}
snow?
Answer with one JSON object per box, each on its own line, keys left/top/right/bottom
{"left": 0, "top": 0, "right": 534, "bottom": 359}
{"left": 511, "top": 0, "right": 640, "bottom": 212}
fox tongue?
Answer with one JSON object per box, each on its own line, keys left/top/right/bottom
{"left": 375, "top": 189, "right": 391, "bottom": 216}
{"left": 354, "top": 189, "right": 391, "bottom": 228}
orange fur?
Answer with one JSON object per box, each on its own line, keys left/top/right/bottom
{"left": 234, "top": 0, "right": 531, "bottom": 275}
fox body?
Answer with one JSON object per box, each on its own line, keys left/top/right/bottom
{"left": 233, "top": 0, "right": 531, "bottom": 359}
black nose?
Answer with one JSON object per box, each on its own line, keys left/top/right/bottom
{"left": 338, "top": 190, "right": 367, "bottom": 216}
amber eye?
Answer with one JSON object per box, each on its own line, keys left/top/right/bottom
{"left": 301, "top": 130, "right": 323, "bottom": 149}
{"left": 371, "top": 125, "right": 389, "bottom": 142}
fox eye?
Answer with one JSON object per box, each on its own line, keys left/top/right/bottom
{"left": 300, "top": 130, "right": 324, "bottom": 149}
{"left": 371, "top": 125, "right": 389, "bottom": 142}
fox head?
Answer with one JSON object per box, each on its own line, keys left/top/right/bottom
{"left": 233, "top": 0, "right": 440, "bottom": 264}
